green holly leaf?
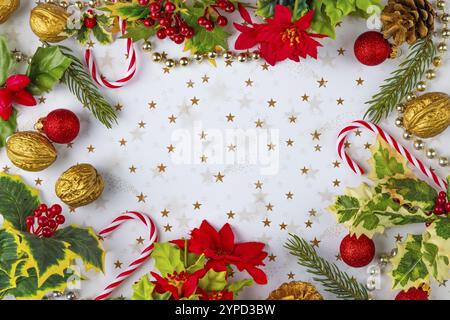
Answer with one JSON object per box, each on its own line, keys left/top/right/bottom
{"left": 105, "top": 2, "right": 150, "bottom": 21}
{"left": 256, "top": 0, "right": 277, "bottom": 18}
{"left": 92, "top": 15, "right": 114, "bottom": 45}
{"left": 369, "top": 137, "right": 409, "bottom": 181}
{"left": 27, "top": 46, "right": 72, "bottom": 95}
{"left": 74, "top": 26, "right": 90, "bottom": 44}
{"left": 122, "top": 24, "right": 156, "bottom": 42}
{"left": 226, "top": 279, "right": 253, "bottom": 296}
{"left": 151, "top": 242, "right": 185, "bottom": 277}
{"left": 0, "top": 173, "right": 40, "bottom": 231}
{"left": 0, "top": 228, "right": 21, "bottom": 276}
{"left": 381, "top": 178, "right": 437, "bottom": 211}
{"left": 186, "top": 254, "right": 206, "bottom": 274}
{"left": 0, "top": 35, "right": 13, "bottom": 86}
{"left": 329, "top": 195, "right": 361, "bottom": 224}
{"left": 132, "top": 274, "right": 155, "bottom": 300}
{"left": 390, "top": 234, "right": 429, "bottom": 289}
{"left": 0, "top": 109, "right": 17, "bottom": 149}
{"left": 154, "top": 291, "right": 172, "bottom": 300}
{"left": 53, "top": 225, "right": 105, "bottom": 273}
{"left": 198, "top": 269, "right": 227, "bottom": 291}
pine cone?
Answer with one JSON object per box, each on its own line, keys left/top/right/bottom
{"left": 381, "top": 0, "right": 435, "bottom": 46}
{"left": 267, "top": 282, "right": 323, "bottom": 300}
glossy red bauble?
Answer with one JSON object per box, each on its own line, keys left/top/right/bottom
{"left": 395, "top": 287, "right": 429, "bottom": 300}
{"left": 354, "top": 31, "right": 391, "bottom": 66}
{"left": 340, "top": 234, "right": 375, "bottom": 268}
{"left": 39, "top": 109, "right": 80, "bottom": 144}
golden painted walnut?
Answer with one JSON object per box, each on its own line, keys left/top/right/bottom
{"left": 55, "top": 163, "right": 104, "bottom": 208}
{"left": 6, "top": 131, "right": 57, "bottom": 172}
{"left": 0, "top": 0, "right": 19, "bottom": 24}
{"left": 403, "top": 92, "right": 450, "bottom": 138}
{"left": 29, "top": 3, "right": 69, "bottom": 42}
{"left": 267, "top": 281, "right": 323, "bottom": 300}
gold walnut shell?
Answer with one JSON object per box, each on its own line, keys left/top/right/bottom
{"left": 29, "top": 3, "right": 69, "bottom": 42}
{"left": 55, "top": 163, "right": 104, "bottom": 208}
{"left": 0, "top": 0, "right": 19, "bottom": 24}
{"left": 6, "top": 131, "right": 57, "bottom": 172}
{"left": 267, "top": 281, "right": 323, "bottom": 300}
{"left": 403, "top": 92, "right": 450, "bottom": 138}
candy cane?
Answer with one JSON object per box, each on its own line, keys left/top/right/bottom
{"left": 85, "top": 19, "right": 137, "bottom": 89}
{"left": 337, "top": 120, "right": 448, "bottom": 190}
{"left": 95, "top": 211, "right": 158, "bottom": 300}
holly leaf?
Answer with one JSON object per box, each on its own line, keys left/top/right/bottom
{"left": 0, "top": 173, "right": 40, "bottom": 231}
{"left": 0, "top": 228, "right": 21, "bottom": 277}
{"left": 255, "top": 0, "right": 277, "bottom": 18}
{"left": 27, "top": 46, "right": 73, "bottom": 95}
{"left": 198, "top": 269, "right": 227, "bottom": 291}
{"left": 226, "top": 279, "right": 253, "bottom": 296}
{"left": 151, "top": 242, "right": 185, "bottom": 277}
{"left": 105, "top": 2, "right": 150, "bottom": 21}
{"left": 186, "top": 254, "right": 206, "bottom": 274}
{"left": 369, "top": 136, "right": 410, "bottom": 181}
{"left": 92, "top": 15, "right": 114, "bottom": 45}
{"left": 122, "top": 24, "right": 156, "bottom": 42}
{"left": 0, "top": 35, "right": 13, "bottom": 86}
{"left": 132, "top": 274, "right": 155, "bottom": 300}
{"left": 53, "top": 225, "right": 105, "bottom": 273}
{"left": 0, "top": 109, "right": 17, "bottom": 149}
{"left": 390, "top": 234, "right": 429, "bottom": 290}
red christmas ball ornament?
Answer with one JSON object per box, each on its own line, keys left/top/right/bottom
{"left": 340, "top": 234, "right": 375, "bottom": 268}
{"left": 36, "top": 109, "right": 80, "bottom": 144}
{"left": 395, "top": 287, "right": 429, "bottom": 300}
{"left": 354, "top": 31, "right": 392, "bottom": 66}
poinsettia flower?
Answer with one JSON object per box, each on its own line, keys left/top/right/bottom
{"left": 0, "top": 74, "right": 36, "bottom": 121}
{"left": 198, "top": 288, "right": 234, "bottom": 300}
{"left": 151, "top": 271, "right": 200, "bottom": 300}
{"left": 172, "top": 220, "right": 268, "bottom": 284}
{"left": 234, "top": 4, "right": 326, "bottom": 66}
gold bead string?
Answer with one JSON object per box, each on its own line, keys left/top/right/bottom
{"left": 395, "top": 0, "right": 449, "bottom": 168}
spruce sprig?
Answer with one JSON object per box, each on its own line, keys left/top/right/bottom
{"left": 59, "top": 46, "right": 117, "bottom": 128}
{"left": 364, "top": 35, "right": 435, "bottom": 123}
{"left": 285, "top": 234, "right": 369, "bottom": 300}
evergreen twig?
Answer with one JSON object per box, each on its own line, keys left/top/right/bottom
{"left": 364, "top": 34, "right": 435, "bottom": 123}
{"left": 285, "top": 233, "right": 369, "bottom": 300}
{"left": 59, "top": 46, "right": 117, "bottom": 128}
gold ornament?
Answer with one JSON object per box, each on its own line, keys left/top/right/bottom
{"left": 403, "top": 92, "right": 450, "bottom": 138}
{"left": 55, "top": 163, "right": 104, "bottom": 208}
{"left": 0, "top": 0, "right": 19, "bottom": 24}
{"left": 6, "top": 131, "right": 57, "bottom": 172}
{"left": 30, "top": 3, "right": 69, "bottom": 42}
{"left": 267, "top": 282, "right": 323, "bottom": 300}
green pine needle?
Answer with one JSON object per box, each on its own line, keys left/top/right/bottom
{"left": 364, "top": 35, "right": 435, "bottom": 123}
{"left": 59, "top": 46, "right": 118, "bottom": 129}
{"left": 285, "top": 234, "right": 369, "bottom": 300}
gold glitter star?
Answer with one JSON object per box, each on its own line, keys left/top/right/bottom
{"left": 311, "top": 130, "right": 321, "bottom": 140}
{"left": 67, "top": 143, "right": 73, "bottom": 148}
{"left": 268, "top": 254, "right": 277, "bottom": 262}
{"left": 115, "top": 103, "right": 123, "bottom": 111}
{"left": 157, "top": 163, "right": 167, "bottom": 172}
{"left": 200, "top": 154, "right": 208, "bottom": 163}
{"left": 255, "top": 180, "right": 263, "bottom": 189}
{"left": 332, "top": 160, "right": 341, "bottom": 168}
{"left": 138, "top": 121, "right": 146, "bottom": 128}
{"left": 355, "top": 129, "right": 362, "bottom": 136}
{"left": 300, "top": 167, "right": 309, "bottom": 175}
{"left": 336, "top": 98, "right": 344, "bottom": 105}
{"left": 305, "top": 220, "right": 313, "bottom": 228}
{"left": 311, "top": 238, "right": 321, "bottom": 248}
{"left": 336, "top": 254, "right": 342, "bottom": 261}
{"left": 364, "top": 142, "right": 372, "bottom": 149}
{"left": 148, "top": 101, "right": 157, "bottom": 109}
{"left": 255, "top": 119, "right": 264, "bottom": 128}
{"left": 267, "top": 98, "right": 277, "bottom": 108}
{"left": 395, "top": 234, "right": 403, "bottom": 242}
{"left": 214, "top": 172, "right": 225, "bottom": 182}
{"left": 38, "top": 96, "right": 46, "bottom": 104}
{"left": 167, "top": 144, "right": 175, "bottom": 153}
{"left": 285, "top": 192, "right": 294, "bottom": 199}
{"left": 286, "top": 139, "right": 294, "bottom": 146}
{"left": 309, "top": 209, "right": 317, "bottom": 216}
{"left": 225, "top": 60, "right": 234, "bottom": 67}
{"left": 344, "top": 141, "right": 351, "bottom": 148}
{"left": 337, "top": 48, "right": 346, "bottom": 55}
{"left": 265, "top": 203, "right": 274, "bottom": 211}
{"left": 279, "top": 222, "right": 287, "bottom": 230}
{"left": 87, "top": 40, "right": 95, "bottom": 48}
{"left": 301, "top": 94, "right": 309, "bottom": 101}
{"left": 314, "top": 144, "right": 322, "bottom": 152}
{"left": 227, "top": 144, "right": 236, "bottom": 152}
{"left": 163, "top": 67, "right": 171, "bottom": 74}
{"left": 261, "top": 63, "right": 270, "bottom": 70}
{"left": 262, "top": 218, "right": 271, "bottom": 227}
{"left": 136, "top": 237, "right": 145, "bottom": 244}
{"left": 245, "top": 78, "right": 253, "bottom": 87}
{"left": 186, "top": 80, "right": 194, "bottom": 88}
{"left": 164, "top": 224, "right": 172, "bottom": 232}
{"left": 202, "top": 74, "right": 210, "bottom": 83}
{"left": 288, "top": 115, "right": 297, "bottom": 123}
{"left": 2, "top": 166, "right": 10, "bottom": 173}
{"left": 226, "top": 113, "right": 235, "bottom": 122}
{"left": 129, "top": 165, "right": 137, "bottom": 173}
{"left": 287, "top": 272, "right": 295, "bottom": 279}
{"left": 199, "top": 131, "right": 207, "bottom": 140}
{"left": 168, "top": 114, "right": 177, "bottom": 123}
{"left": 356, "top": 77, "right": 364, "bottom": 86}
{"left": 332, "top": 179, "right": 341, "bottom": 187}
{"left": 114, "top": 260, "right": 123, "bottom": 269}
{"left": 317, "top": 77, "right": 328, "bottom": 88}
{"left": 227, "top": 210, "right": 235, "bottom": 219}
{"left": 137, "top": 193, "right": 147, "bottom": 203}
{"left": 35, "top": 178, "right": 43, "bottom": 185}
{"left": 161, "top": 209, "right": 170, "bottom": 217}
{"left": 191, "top": 96, "right": 200, "bottom": 105}
{"left": 87, "top": 145, "right": 95, "bottom": 153}
{"left": 119, "top": 138, "right": 127, "bottom": 146}
{"left": 161, "top": 52, "right": 168, "bottom": 59}
{"left": 267, "top": 143, "right": 276, "bottom": 151}
{"left": 193, "top": 201, "right": 202, "bottom": 210}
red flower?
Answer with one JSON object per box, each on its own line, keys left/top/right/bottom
{"left": 234, "top": 4, "right": 326, "bottom": 66}
{"left": 0, "top": 74, "right": 37, "bottom": 121}
{"left": 173, "top": 220, "right": 268, "bottom": 284}
{"left": 151, "top": 270, "right": 199, "bottom": 300}
{"left": 198, "top": 288, "right": 234, "bottom": 300}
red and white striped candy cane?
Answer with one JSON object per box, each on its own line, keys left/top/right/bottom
{"left": 337, "top": 120, "right": 448, "bottom": 190}
{"left": 95, "top": 211, "right": 158, "bottom": 300}
{"left": 85, "top": 19, "right": 137, "bottom": 89}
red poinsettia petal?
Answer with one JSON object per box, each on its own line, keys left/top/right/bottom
{"left": 233, "top": 242, "right": 268, "bottom": 264}
{"left": 234, "top": 31, "right": 259, "bottom": 50}
{"left": 233, "top": 22, "right": 253, "bottom": 33}
{"left": 6, "top": 74, "right": 30, "bottom": 92}
{"left": 245, "top": 266, "right": 268, "bottom": 285}
{"left": 151, "top": 272, "right": 179, "bottom": 299}
{"left": 219, "top": 223, "right": 235, "bottom": 253}
{"left": 12, "top": 90, "right": 37, "bottom": 107}
{"left": 189, "top": 220, "right": 223, "bottom": 256}
{"left": 170, "top": 239, "right": 188, "bottom": 249}
{"left": 182, "top": 274, "right": 199, "bottom": 297}
{"left": 205, "top": 260, "right": 228, "bottom": 273}
{"left": 294, "top": 10, "right": 314, "bottom": 30}
{"left": 238, "top": 3, "right": 253, "bottom": 25}
{"left": 273, "top": 5, "right": 293, "bottom": 26}
{"left": 259, "top": 42, "right": 278, "bottom": 66}
{"left": 0, "top": 89, "right": 13, "bottom": 121}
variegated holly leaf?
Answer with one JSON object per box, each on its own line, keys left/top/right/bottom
{"left": 92, "top": 15, "right": 114, "bottom": 44}
{"left": 226, "top": 279, "right": 253, "bottom": 296}
{"left": 104, "top": 1, "right": 150, "bottom": 21}
{"left": 0, "top": 228, "right": 22, "bottom": 278}
{"left": 122, "top": 23, "right": 156, "bottom": 42}
{"left": 390, "top": 234, "right": 430, "bottom": 289}
{"left": 132, "top": 274, "right": 155, "bottom": 300}
{"left": 185, "top": 253, "right": 206, "bottom": 274}
{"left": 53, "top": 225, "right": 105, "bottom": 273}
{"left": 151, "top": 242, "right": 185, "bottom": 277}
{"left": 198, "top": 269, "right": 227, "bottom": 291}
{"left": 0, "top": 173, "right": 40, "bottom": 231}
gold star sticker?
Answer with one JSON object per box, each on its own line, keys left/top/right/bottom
{"left": 167, "top": 144, "right": 175, "bottom": 153}
{"left": 279, "top": 222, "right": 287, "bottom": 230}
{"left": 226, "top": 113, "right": 235, "bottom": 122}
{"left": 225, "top": 60, "right": 234, "bottom": 67}
{"left": 287, "top": 272, "right": 295, "bottom": 279}
{"left": 286, "top": 139, "right": 294, "bottom": 146}
{"left": 255, "top": 180, "right": 263, "bottom": 189}
{"left": 311, "top": 238, "right": 321, "bottom": 248}
{"left": 227, "top": 144, "right": 237, "bottom": 152}
{"left": 332, "top": 160, "right": 341, "bottom": 168}
{"left": 168, "top": 114, "right": 177, "bottom": 123}
{"left": 136, "top": 193, "right": 147, "bottom": 203}
{"left": 161, "top": 209, "right": 170, "bottom": 217}
{"left": 186, "top": 80, "right": 194, "bottom": 88}
{"left": 309, "top": 209, "right": 317, "bottom": 216}
{"left": 356, "top": 77, "right": 364, "bottom": 86}
{"left": 267, "top": 143, "right": 276, "bottom": 151}
{"left": 355, "top": 129, "right": 362, "bottom": 136}
{"left": 115, "top": 103, "right": 124, "bottom": 111}
{"left": 2, "top": 166, "right": 10, "bottom": 173}
{"left": 200, "top": 154, "right": 208, "bottom": 163}
{"left": 311, "top": 130, "right": 321, "bottom": 140}
{"left": 163, "top": 67, "right": 171, "bottom": 74}
{"left": 191, "top": 96, "right": 200, "bottom": 105}
{"left": 267, "top": 98, "right": 277, "bottom": 108}
{"left": 67, "top": 143, "right": 73, "bottom": 148}
{"left": 227, "top": 210, "right": 235, "bottom": 219}
{"left": 268, "top": 254, "right": 276, "bottom": 262}
{"left": 336, "top": 98, "right": 344, "bottom": 105}
{"left": 317, "top": 77, "right": 328, "bottom": 88}
{"left": 129, "top": 165, "right": 137, "bottom": 173}
{"left": 87, "top": 40, "right": 95, "bottom": 48}
{"left": 395, "top": 234, "right": 403, "bottom": 242}
{"left": 245, "top": 78, "right": 253, "bottom": 87}
{"left": 161, "top": 52, "right": 168, "bottom": 59}
{"left": 119, "top": 138, "right": 127, "bottom": 146}
{"left": 138, "top": 121, "right": 146, "bottom": 128}
{"left": 114, "top": 260, "right": 123, "bottom": 269}
{"left": 69, "top": 207, "right": 76, "bottom": 213}
{"left": 300, "top": 167, "right": 309, "bottom": 175}
{"left": 214, "top": 172, "right": 225, "bottom": 182}
{"left": 364, "top": 142, "right": 372, "bottom": 149}
{"left": 285, "top": 192, "right": 294, "bottom": 199}
{"left": 201, "top": 74, "right": 210, "bottom": 83}
{"left": 314, "top": 144, "right": 322, "bottom": 152}
{"left": 262, "top": 218, "right": 271, "bottom": 227}
{"left": 87, "top": 145, "right": 95, "bottom": 153}
{"left": 148, "top": 101, "right": 157, "bottom": 109}
{"left": 288, "top": 115, "right": 297, "bottom": 123}
{"left": 164, "top": 224, "right": 172, "bottom": 232}
{"left": 193, "top": 201, "right": 202, "bottom": 210}
{"left": 35, "top": 178, "right": 43, "bottom": 185}
{"left": 136, "top": 236, "right": 145, "bottom": 244}
{"left": 38, "top": 96, "right": 46, "bottom": 104}
{"left": 337, "top": 48, "right": 346, "bottom": 55}
{"left": 157, "top": 163, "right": 167, "bottom": 173}
{"left": 305, "top": 220, "right": 313, "bottom": 228}
{"left": 261, "top": 62, "right": 270, "bottom": 70}
{"left": 344, "top": 141, "right": 351, "bottom": 148}
{"left": 255, "top": 119, "right": 264, "bottom": 128}
{"left": 265, "top": 203, "right": 274, "bottom": 211}
{"left": 301, "top": 94, "right": 309, "bottom": 101}
{"left": 199, "top": 131, "right": 207, "bottom": 140}
{"left": 336, "top": 254, "right": 342, "bottom": 261}
{"left": 332, "top": 179, "right": 341, "bottom": 187}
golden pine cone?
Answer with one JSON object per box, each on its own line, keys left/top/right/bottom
{"left": 267, "top": 282, "right": 323, "bottom": 300}
{"left": 0, "top": 0, "right": 19, "bottom": 24}
{"left": 29, "top": 3, "right": 69, "bottom": 42}
{"left": 381, "top": 0, "right": 435, "bottom": 46}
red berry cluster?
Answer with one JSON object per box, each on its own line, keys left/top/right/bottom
{"left": 83, "top": 10, "right": 98, "bottom": 29}
{"left": 197, "top": 0, "right": 235, "bottom": 31}
{"left": 140, "top": 0, "right": 194, "bottom": 44}
{"left": 26, "top": 204, "right": 66, "bottom": 238}
{"left": 425, "top": 191, "right": 450, "bottom": 226}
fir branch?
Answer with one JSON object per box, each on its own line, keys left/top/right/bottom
{"left": 285, "top": 233, "right": 369, "bottom": 300}
{"left": 58, "top": 46, "right": 117, "bottom": 128}
{"left": 364, "top": 35, "right": 435, "bottom": 123}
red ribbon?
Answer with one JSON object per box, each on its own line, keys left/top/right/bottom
{"left": 0, "top": 74, "right": 37, "bottom": 121}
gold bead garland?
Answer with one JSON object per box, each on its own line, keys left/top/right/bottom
{"left": 395, "top": 0, "right": 450, "bottom": 168}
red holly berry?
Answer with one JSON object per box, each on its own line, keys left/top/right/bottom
{"left": 50, "top": 204, "right": 62, "bottom": 216}
{"left": 164, "top": 1, "right": 176, "bottom": 13}
{"left": 436, "top": 197, "right": 446, "bottom": 206}
{"left": 395, "top": 287, "right": 429, "bottom": 300}
{"left": 143, "top": 18, "right": 155, "bottom": 27}
{"left": 39, "top": 109, "right": 80, "bottom": 144}
{"left": 446, "top": 202, "right": 450, "bottom": 213}
{"left": 224, "top": 3, "right": 235, "bottom": 12}
{"left": 204, "top": 22, "right": 215, "bottom": 31}
{"left": 149, "top": 2, "right": 160, "bottom": 13}
{"left": 150, "top": 11, "right": 162, "bottom": 19}
{"left": 434, "top": 206, "right": 445, "bottom": 215}
{"left": 198, "top": 16, "right": 208, "bottom": 26}
{"left": 138, "top": 0, "right": 150, "bottom": 5}
{"left": 42, "top": 227, "right": 53, "bottom": 238}
{"left": 171, "top": 34, "right": 185, "bottom": 44}
{"left": 216, "top": 0, "right": 228, "bottom": 9}
{"left": 84, "top": 17, "right": 97, "bottom": 29}
{"left": 55, "top": 215, "right": 66, "bottom": 225}
{"left": 38, "top": 204, "right": 48, "bottom": 213}
{"left": 184, "top": 27, "right": 194, "bottom": 39}
{"left": 48, "top": 219, "right": 57, "bottom": 229}
{"left": 438, "top": 191, "right": 447, "bottom": 199}
{"left": 159, "top": 17, "right": 172, "bottom": 27}
{"left": 217, "top": 16, "right": 228, "bottom": 26}
{"left": 156, "top": 28, "right": 167, "bottom": 39}
{"left": 38, "top": 216, "right": 49, "bottom": 227}
{"left": 340, "top": 234, "right": 375, "bottom": 268}
{"left": 26, "top": 216, "right": 35, "bottom": 226}
{"left": 34, "top": 209, "right": 42, "bottom": 217}
{"left": 354, "top": 31, "right": 391, "bottom": 66}
{"left": 165, "top": 26, "right": 178, "bottom": 36}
